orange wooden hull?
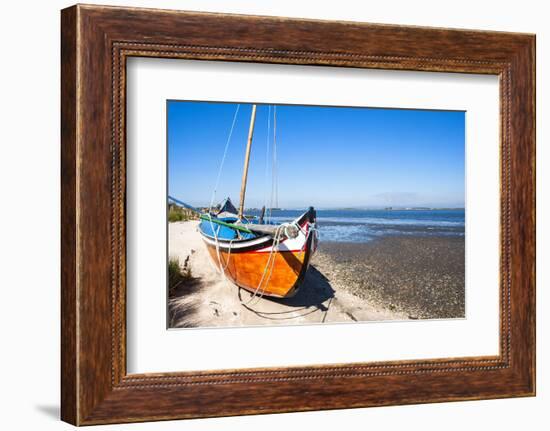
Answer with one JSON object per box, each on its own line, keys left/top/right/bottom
{"left": 200, "top": 207, "right": 317, "bottom": 298}
{"left": 205, "top": 244, "right": 311, "bottom": 298}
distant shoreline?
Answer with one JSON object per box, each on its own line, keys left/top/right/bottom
{"left": 170, "top": 204, "right": 465, "bottom": 213}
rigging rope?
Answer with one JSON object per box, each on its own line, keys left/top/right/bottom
{"left": 205, "top": 104, "right": 240, "bottom": 288}
{"left": 203, "top": 104, "right": 294, "bottom": 306}
{"left": 238, "top": 104, "right": 289, "bottom": 306}
{"left": 268, "top": 106, "right": 279, "bottom": 217}
{"left": 209, "top": 104, "right": 241, "bottom": 213}
{"left": 273, "top": 106, "right": 278, "bottom": 210}
{"left": 263, "top": 105, "right": 271, "bottom": 222}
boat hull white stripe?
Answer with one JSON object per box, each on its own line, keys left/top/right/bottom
{"left": 200, "top": 234, "right": 271, "bottom": 250}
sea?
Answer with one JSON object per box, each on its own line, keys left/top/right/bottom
{"left": 248, "top": 209, "right": 465, "bottom": 243}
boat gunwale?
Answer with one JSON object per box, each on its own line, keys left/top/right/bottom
{"left": 197, "top": 209, "right": 315, "bottom": 252}
{"left": 199, "top": 232, "right": 275, "bottom": 252}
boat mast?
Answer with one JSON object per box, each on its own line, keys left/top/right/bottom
{"left": 238, "top": 104, "right": 257, "bottom": 219}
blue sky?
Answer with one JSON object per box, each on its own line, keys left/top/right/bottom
{"left": 168, "top": 101, "right": 465, "bottom": 209}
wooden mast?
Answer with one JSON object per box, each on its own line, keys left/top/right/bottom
{"left": 238, "top": 104, "right": 257, "bottom": 219}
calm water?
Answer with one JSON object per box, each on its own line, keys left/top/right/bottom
{"left": 248, "top": 209, "right": 465, "bottom": 243}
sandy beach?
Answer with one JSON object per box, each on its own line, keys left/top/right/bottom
{"left": 168, "top": 220, "right": 464, "bottom": 328}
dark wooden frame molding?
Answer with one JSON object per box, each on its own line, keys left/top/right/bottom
{"left": 61, "top": 4, "right": 535, "bottom": 425}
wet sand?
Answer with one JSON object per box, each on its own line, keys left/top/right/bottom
{"left": 168, "top": 221, "right": 464, "bottom": 328}
{"left": 312, "top": 237, "right": 465, "bottom": 319}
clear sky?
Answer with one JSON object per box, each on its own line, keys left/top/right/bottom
{"left": 168, "top": 101, "right": 465, "bottom": 209}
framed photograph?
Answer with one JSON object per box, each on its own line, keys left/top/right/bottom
{"left": 61, "top": 4, "right": 535, "bottom": 425}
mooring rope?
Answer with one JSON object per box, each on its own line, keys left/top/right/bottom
{"left": 238, "top": 220, "right": 318, "bottom": 309}
{"left": 238, "top": 223, "right": 286, "bottom": 306}
{"left": 242, "top": 220, "right": 314, "bottom": 305}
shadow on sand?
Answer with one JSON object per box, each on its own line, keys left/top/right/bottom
{"left": 239, "top": 265, "right": 335, "bottom": 321}
{"left": 168, "top": 265, "right": 336, "bottom": 326}
{"left": 168, "top": 276, "right": 203, "bottom": 328}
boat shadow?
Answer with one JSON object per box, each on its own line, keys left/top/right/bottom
{"left": 276, "top": 265, "right": 335, "bottom": 308}
{"left": 240, "top": 265, "right": 335, "bottom": 321}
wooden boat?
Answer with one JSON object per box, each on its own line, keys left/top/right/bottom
{"left": 199, "top": 200, "right": 317, "bottom": 298}
{"left": 179, "top": 104, "right": 318, "bottom": 298}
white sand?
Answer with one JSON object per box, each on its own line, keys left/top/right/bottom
{"left": 168, "top": 221, "right": 407, "bottom": 328}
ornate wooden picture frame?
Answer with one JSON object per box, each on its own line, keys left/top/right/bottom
{"left": 61, "top": 4, "right": 535, "bottom": 425}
